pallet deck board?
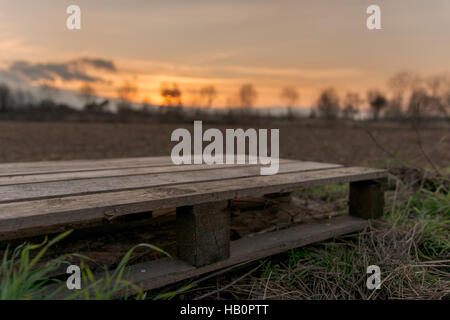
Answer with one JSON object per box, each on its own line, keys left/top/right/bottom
{"left": 0, "top": 159, "right": 303, "bottom": 186}
{"left": 0, "top": 156, "right": 310, "bottom": 176}
{"left": 0, "top": 166, "right": 386, "bottom": 240}
{"left": 0, "top": 156, "right": 174, "bottom": 176}
{"left": 0, "top": 161, "right": 342, "bottom": 203}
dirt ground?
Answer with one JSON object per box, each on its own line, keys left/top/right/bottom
{"left": 0, "top": 120, "right": 448, "bottom": 168}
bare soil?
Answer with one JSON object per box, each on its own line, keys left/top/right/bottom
{"left": 0, "top": 120, "right": 448, "bottom": 168}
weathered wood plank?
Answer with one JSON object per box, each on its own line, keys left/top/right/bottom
{"left": 176, "top": 201, "right": 230, "bottom": 267}
{"left": 0, "top": 167, "right": 386, "bottom": 240}
{"left": 0, "top": 156, "right": 293, "bottom": 176}
{"left": 0, "top": 156, "right": 174, "bottom": 176}
{"left": 0, "top": 161, "right": 342, "bottom": 203}
{"left": 0, "top": 161, "right": 292, "bottom": 186}
{"left": 49, "top": 215, "right": 368, "bottom": 297}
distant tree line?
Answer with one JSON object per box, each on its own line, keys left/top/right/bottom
{"left": 0, "top": 71, "right": 449, "bottom": 123}
{"left": 312, "top": 72, "right": 450, "bottom": 122}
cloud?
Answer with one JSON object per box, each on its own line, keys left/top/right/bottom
{"left": 0, "top": 57, "right": 117, "bottom": 84}
{"left": 76, "top": 58, "right": 117, "bottom": 72}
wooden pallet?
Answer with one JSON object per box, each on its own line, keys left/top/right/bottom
{"left": 0, "top": 157, "right": 387, "bottom": 295}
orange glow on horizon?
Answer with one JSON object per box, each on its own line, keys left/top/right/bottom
{"left": 35, "top": 75, "right": 371, "bottom": 109}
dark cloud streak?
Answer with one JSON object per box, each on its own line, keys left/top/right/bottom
{"left": 0, "top": 57, "right": 117, "bottom": 84}
{"left": 77, "top": 58, "right": 117, "bottom": 72}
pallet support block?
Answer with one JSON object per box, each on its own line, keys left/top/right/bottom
{"left": 349, "top": 178, "right": 386, "bottom": 219}
{"left": 176, "top": 201, "right": 230, "bottom": 267}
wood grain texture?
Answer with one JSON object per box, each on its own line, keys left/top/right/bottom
{"left": 0, "top": 159, "right": 301, "bottom": 186}
{"left": 0, "top": 157, "right": 174, "bottom": 176}
{"left": 0, "top": 163, "right": 261, "bottom": 186}
{"left": 0, "top": 166, "right": 386, "bottom": 240}
{"left": 0, "top": 161, "right": 342, "bottom": 203}
{"left": 176, "top": 201, "right": 230, "bottom": 267}
{"left": 0, "top": 156, "right": 300, "bottom": 176}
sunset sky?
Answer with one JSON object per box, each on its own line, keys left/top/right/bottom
{"left": 1, "top": 0, "right": 450, "bottom": 107}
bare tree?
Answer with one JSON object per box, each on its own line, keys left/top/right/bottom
{"left": 13, "top": 89, "right": 25, "bottom": 109}
{"left": 18, "top": 90, "right": 34, "bottom": 108}
{"left": 316, "top": 88, "right": 340, "bottom": 119}
{"left": 424, "top": 73, "right": 450, "bottom": 117}
{"left": 80, "top": 84, "right": 109, "bottom": 112}
{"left": 199, "top": 85, "right": 217, "bottom": 108}
{"left": 39, "top": 82, "right": 59, "bottom": 102}
{"left": 79, "top": 83, "right": 97, "bottom": 106}
{"left": 387, "top": 71, "right": 421, "bottom": 110}
{"left": 117, "top": 81, "right": 138, "bottom": 110}
{"left": 388, "top": 71, "right": 421, "bottom": 96}
{"left": 441, "top": 91, "right": 450, "bottom": 118}
{"left": 342, "top": 92, "right": 361, "bottom": 119}
{"left": 0, "top": 83, "right": 12, "bottom": 112}
{"left": 141, "top": 97, "right": 153, "bottom": 114}
{"left": 384, "top": 97, "right": 404, "bottom": 120}
{"left": 280, "top": 86, "right": 299, "bottom": 119}
{"left": 425, "top": 73, "right": 448, "bottom": 97}
{"left": 367, "top": 90, "right": 388, "bottom": 120}
{"left": 238, "top": 84, "right": 258, "bottom": 108}
{"left": 408, "top": 89, "right": 428, "bottom": 125}
{"left": 280, "top": 87, "right": 299, "bottom": 107}
{"left": 160, "top": 83, "right": 183, "bottom": 107}
{"left": 387, "top": 71, "right": 450, "bottom": 118}
{"left": 407, "top": 88, "right": 443, "bottom": 123}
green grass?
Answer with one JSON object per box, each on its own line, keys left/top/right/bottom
{"left": 65, "top": 243, "right": 169, "bottom": 300}
{"left": 0, "top": 230, "right": 74, "bottom": 300}
{"left": 402, "top": 189, "right": 449, "bottom": 259}
{"left": 0, "top": 232, "right": 169, "bottom": 300}
{"left": 245, "top": 185, "right": 449, "bottom": 299}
